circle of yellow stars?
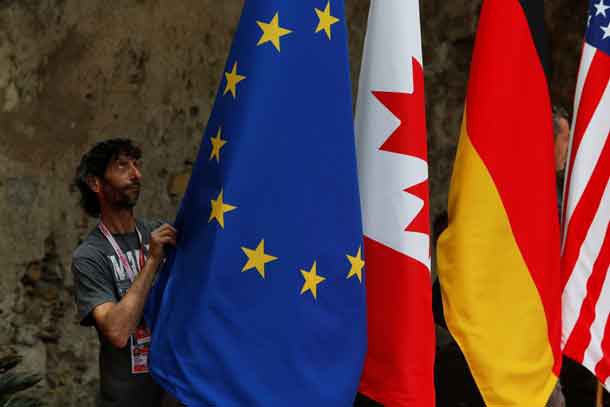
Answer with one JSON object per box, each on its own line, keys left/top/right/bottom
{"left": 209, "top": 2, "right": 359, "bottom": 301}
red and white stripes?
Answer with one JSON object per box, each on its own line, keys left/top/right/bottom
{"left": 561, "top": 42, "right": 610, "bottom": 386}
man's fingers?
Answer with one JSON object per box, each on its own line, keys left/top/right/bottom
{"left": 154, "top": 234, "right": 177, "bottom": 246}
{"left": 154, "top": 223, "right": 177, "bottom": 234}
{"left": 152, "top": 227, "right": 177, "bottom": 238}
{"left": 154, "top": 230, "right": 177, "bottom": 239}
{"left": 160, "top": 237, "right": 177, "bottom": 246}
{"left": 153, "top": 228, "right": 175, "bottom": 236}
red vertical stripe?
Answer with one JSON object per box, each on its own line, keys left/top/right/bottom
{"left": 561, "top": 51, "right": 610, "bottom": 240}
{"left": 359, "top": 237, "right": 435, "bottom": 407}
{"left": 569, "top": 52, "right": 610, "bottom": 168}
{"left": 563, "top": 223, "right": 610, "bottom": 362}
{"left": 588, "top": 227, "right": 610, "bottom": 382}
{"left": 561, "top": 135, "right": 610, "bottom": 295}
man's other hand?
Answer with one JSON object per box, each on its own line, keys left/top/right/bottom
{"left": 149, "top": 223, "right": 177, "bottom": 261}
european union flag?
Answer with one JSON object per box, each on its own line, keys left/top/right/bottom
{"left": 145, "top": 1, "right": 366, "bottom": 405}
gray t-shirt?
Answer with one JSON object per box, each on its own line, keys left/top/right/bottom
{"left": 72, "top": 219, "right": 164, "bottom": 407}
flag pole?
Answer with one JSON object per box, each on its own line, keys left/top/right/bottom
{"left": 596, "top": 380, "right": 603, "bottom": 407}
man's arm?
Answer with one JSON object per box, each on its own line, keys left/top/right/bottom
{"left": 93, "top": 223, "right": 177, "bottom": 348}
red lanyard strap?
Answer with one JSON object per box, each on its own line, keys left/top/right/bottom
{"left": 99, "top": 222, "right": 146, "bottom": 283}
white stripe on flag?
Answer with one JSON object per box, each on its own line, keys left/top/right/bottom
{"left": 563, "top": 45, "right": 596, "bottom": 245}
{"left": 582, "top": 189, "right": 610, "bottom": 371}
{"left": 582, "top": 258, "right": 610, "bottom": 372}
{"left": 571, "top": 44, "right": 596, "bottom": 136}
{"left": 358, "top": 0, "right": 423, "bottom": 93}
{"left": 564, "top": 80, "right": 610, "bottom": 228}
{"left": 563, "top": 180, "right": 610, "bottom": 346}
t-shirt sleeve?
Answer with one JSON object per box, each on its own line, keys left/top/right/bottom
{"left": 72, "top": 253, "right": 117, "bottom": 326}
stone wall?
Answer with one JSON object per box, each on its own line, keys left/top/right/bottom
{"left": 0, "top": 0, "right": 587, "bottom": 405}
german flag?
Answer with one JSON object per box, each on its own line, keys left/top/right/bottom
{"left": 436, "top": 0, "right": 561, "bottom": 405}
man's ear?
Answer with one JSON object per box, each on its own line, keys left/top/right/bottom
{"left": 86, "top": 176, "right": 101, "bottom": 193}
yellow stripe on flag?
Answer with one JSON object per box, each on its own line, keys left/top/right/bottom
{"left": 437, "top": 116, "right": 557, "bottom": 407}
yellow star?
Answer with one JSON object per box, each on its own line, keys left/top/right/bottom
{"left": 300, "top": 261, "right": 326, "bottom": 300}
{"left": 346, "top": 246, "right": 365, "bottom": 283}
{"left": 256, "top": 12, "right": 293, "bottom": 52}
{"left": 315, "top": 2, "right": 340, "bottom": 40}
{"left": 241, "top": 240, "right": 278, "bottom": 279}
{"left": 208, "top": 190, "right": 237, "bottom": 228}
{"left": 209, "top": 127, "right": 227, "bottom": 163}
{"left": 223, "top": 62, "right": 246, "bottom": 99}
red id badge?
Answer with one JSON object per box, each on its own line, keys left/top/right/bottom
{"left": 130, "top": 324, "right": 151, "bottom": 374}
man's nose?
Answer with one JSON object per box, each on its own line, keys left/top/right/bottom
{"left": 129, "top": 162, "right": 142, "bottom": 180}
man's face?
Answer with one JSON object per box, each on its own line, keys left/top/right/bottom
{"left": 99, "top": 153, "right": 142, "bottom": 209}
{"left": 555, "top": 117, "right": 570, "bottom": 172}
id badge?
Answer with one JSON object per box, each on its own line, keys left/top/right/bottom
{"left": 130, "top": 324, "right": 151, "bottom": 374}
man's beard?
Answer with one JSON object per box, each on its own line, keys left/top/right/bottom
{"left": 103, "top": 183, "right": 140, "bottom": 209}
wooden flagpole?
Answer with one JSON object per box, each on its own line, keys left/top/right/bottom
{"left": 597, "top": 380, "right": 603, "bottom": 407}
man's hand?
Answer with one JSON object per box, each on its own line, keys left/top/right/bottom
{"left": 149, "top": 223, "right": 177, "bottom": 261}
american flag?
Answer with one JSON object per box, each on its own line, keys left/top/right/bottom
{"left": 561, "top": 0, "right": 610, "bottom": 387}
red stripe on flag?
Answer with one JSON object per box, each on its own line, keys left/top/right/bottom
{"left": 359, "top": 237, "right": 435, "bottom": 407}
{"left": 588, "top": 226, "right": 610, "bottom": 382}
{"left": 570, "top": 52, "right": 610, "bottom": 165}
{"left": 465, "top": 0, "right": 562, "bottom": 374}
{"left": 561, "top": 51, "right": 610, "bottom": 233}
{"left": 561, "top": 134, "right": 610, "bottom": 294}
{"left": 563, "top": 222, "right": 610, "bottom": 362}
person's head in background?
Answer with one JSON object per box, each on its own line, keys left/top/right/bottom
{"left": 553, "top": 105, "right": 570, "bottom": 172}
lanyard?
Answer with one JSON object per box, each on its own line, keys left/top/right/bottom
{"left": 98, "top": 222, "right": 146, "bottom": 283}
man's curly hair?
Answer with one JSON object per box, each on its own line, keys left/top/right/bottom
{"left": 74, "top": 139, "right": 142, "bottom": 218}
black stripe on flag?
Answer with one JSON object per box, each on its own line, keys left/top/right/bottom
{"left": 519, "top": 0, "right": 552, "bottom": 81}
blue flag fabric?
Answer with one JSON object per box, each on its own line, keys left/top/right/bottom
{"left": 145, "top": 1, "right": 366, "bottom": 405}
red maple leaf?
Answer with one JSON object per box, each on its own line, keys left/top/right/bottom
{"left": 372, "top": 57, "right": 427, "bottom": 161}
{"left": 404, "top": 180, "right": 430, "bottom": 235}
{"left": 372, "top": 57, "right": 429, "bottom": 235}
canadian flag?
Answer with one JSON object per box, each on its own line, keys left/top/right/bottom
{"left": 355, "top": 1, "right": 435, "bottom": 406}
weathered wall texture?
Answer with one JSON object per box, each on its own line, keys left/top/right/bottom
{"left": 0, "top": 0, "right": 586, "bottom": 405}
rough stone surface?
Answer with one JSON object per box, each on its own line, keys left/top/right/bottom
{"left": 0, "top": 0, "right": 587, "bottom": 405}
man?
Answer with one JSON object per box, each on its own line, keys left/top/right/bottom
{"left": 71, "top": 138, "right": 178, "bottom": 407}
